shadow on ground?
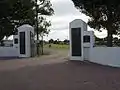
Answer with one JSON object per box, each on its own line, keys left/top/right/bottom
{"left": 0, "top": 60, "right": 120, "bottom": 90}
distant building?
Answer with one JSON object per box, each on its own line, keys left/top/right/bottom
{"left": 0, "top": 40, "right": 13, "bottom": 47}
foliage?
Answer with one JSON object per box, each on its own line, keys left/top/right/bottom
{"left": 63, "top": 39, "right": 69, "bottom": 44}
{"left": 95, "top": 36, "right": 106, "bottom": 46}
{"left": 71, "top": 0, "right": 120, "bottom": 46}
{"left": 48, "top": 39, "right": 69, "bottom": 45}
{"left": 0, "top": 0, "right": 54, "bottom": 41}
{"left": 37, "top": 17, "right": 51, "bottom": 36}
{"left": 95, "top": 36, "right": 120, "bottom": 46}
{"left": 49, "top": 39, "right": 54, "bottom": 43}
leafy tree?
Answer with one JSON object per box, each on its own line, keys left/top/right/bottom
{"left": 63, "top": 39, "right": 69, "bottom": 44}
{"left": 71, "top": 0, "right": 120, "bottom": 46}
{"left": 94, "top": 36, "right": 106, "bottom": 46}
{"left": 0, "top": 0, "right": 54, "bottom": 41}
{"left": 49, "top": 39, "right": 54, "bottom": 44}
{"left": 0, "top": 0, "right": 14, "bottom": 41}
{"left": 113, "top": 37, "right": 119, "bottom": 46}
{"left": 53, "top": 40, "right": 59, "bottom": 44}
{"left": 38, "top": 17, "right": 52, "bottom": 55}
{"left": 37, "top": 17, "right": 51, "bottom": 35}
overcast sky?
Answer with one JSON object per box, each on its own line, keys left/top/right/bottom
{"left": 7, "top": 0, "right": 107, "bottom": 40}
{"left": 43, "top": 0, "right": 107, "bottom": 41}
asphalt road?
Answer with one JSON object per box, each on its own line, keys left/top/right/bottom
{"left": 0, "top": 49, "right": 120, "bottom": 90}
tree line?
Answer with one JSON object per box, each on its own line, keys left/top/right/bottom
{"left": 48, "top": 39, "right": 69, "bottom": 44}
{"left": 39, "top": 39, "right": 69, "bottom": 45}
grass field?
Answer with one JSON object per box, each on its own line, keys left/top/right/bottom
{"left": 44, "top": 44, "right": 69, "bottom": 50}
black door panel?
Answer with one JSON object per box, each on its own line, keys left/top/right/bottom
{"left": 20, "top": 32, "right": 26, "bottom": 54}
{"left": 71, "top": 28, "right": 82, "bottom": 56}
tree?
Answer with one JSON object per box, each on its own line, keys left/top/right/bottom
{"left": 37, "top": 17, "right": 51, "bottom": 35}
{"left": 0, "top": 0, "right": 36, "bottom": 41}
{"left": 94, "top": 36, "right": 106, "bottom": 46}
{"left": 38, "top": 17, "right": 52, "bottom": 55}
{"left": 113, "top": 37, "right": 119, "bottom": 46}
{"left": 71, "top": 0, "right": 120, "bottom": 46}
{"left": 63, "top": 39, "right": 69, "bottom": 44}
{"left": 49, "top": 39, "right": 54, "bottom": 43}
{"left": 0, "top": 0, "right": 14, "bottom": 41}
{"left": 53, "top": 40, "right": 59, "bottom": 44}
{"left": 0, "top": 0, "right": 54, "bottom": 41}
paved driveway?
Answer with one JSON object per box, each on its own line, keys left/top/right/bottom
{"left": 0, "top": 49, "right": 120, "bottom": 90}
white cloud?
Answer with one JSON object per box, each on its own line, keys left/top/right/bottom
{"left": 48, "top": 14, "right": 90, "bottom": 31}
{"left": 44, "top": 29, "right": 69, "bottom": 41}
{"left": 44, "top": 0, "right": 92, "bottom": 40}
{"left": 46, "top": 0, "right": 106, "bottom": 40}
{"left": 94, "top": 30, "right": 107, "bottom": 38}
{"left": 51, "top": 0, "right": 81, "bottom": 17}
{"left": 8, "top": 0, "right": 105, "bottom": 41}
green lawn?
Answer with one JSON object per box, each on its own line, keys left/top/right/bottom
{"left": 44, "top": 44, "right": 69, "bottom": 50}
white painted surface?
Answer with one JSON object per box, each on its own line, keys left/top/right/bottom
{"left": 17, "top": 24, "right": 34, "bottom": 34}
{"left": 83, "top": 31, "right": 94, "bottom": 48}
{"left": 83, "top": 31, "right": 94, "bottom": 60}
{"left": 84, "top": 47, "right": 90, "bottom": 60}
{"left": 18, "top": 24, "right": 35, "bottom": 58}
{"left": 70, "top": 56, "right": 83, "bottom": 61}
{"left": 90, "top": 47, "right": 120, "bottom": 67}
{"left": 69, "top": 19, "right": 87, "bottom": 61}
{"left": 2, "top": 40, "right": 13, "bottom": 47}
{"left": 69, "top": 19, "right": 120, "bottom": 67}
{"left": 13, "top": 35, "right": 19, "bottom": 53}
{"left": 0, "top": 24, "right": 35, "bottom": 58}
{"left": 0, "top": 47, "right": 18, "bottom": 57}
{"left": 18, "top": 30, "right": 31, "bottom": 57}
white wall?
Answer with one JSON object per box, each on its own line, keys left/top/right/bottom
{"left": 90, "top": 47, "right": 120, "bottom": 67}
{"left": 3, "top": 40, "right": 13, "bottom": 47}
{"left": 83, "top": 31, "right": 94, "bottom": 48}
{"left": 0, "top": 47, "right": 18, "bottom": 57}
{"left": 84, "top": 47, "right": 90, "bottom": 60}
{"left": 18, "top": 31, "right": 30, "bottom": 57}
{"left": 13, "top": 35, "right": 19, "bottom": 47}
{"left": 69, "top": 19, "right": 87, "bottom": 61}
{"left": 18, "top": 24, "right": 35, "bottom": 58}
